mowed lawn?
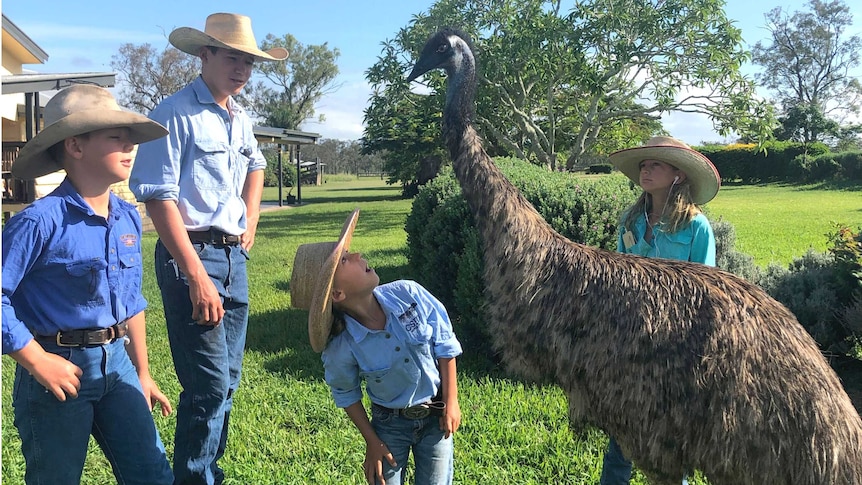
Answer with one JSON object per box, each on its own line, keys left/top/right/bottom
{"left": 1, "top": 177, "right": 859, "bottom": 484}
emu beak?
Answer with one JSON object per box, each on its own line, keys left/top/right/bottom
{"left": 406, "top": 56, "right": 437, "bottom": 83}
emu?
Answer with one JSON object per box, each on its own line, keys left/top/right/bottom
{"left": 406, "top": 28, "right": 862, "bottom": 484}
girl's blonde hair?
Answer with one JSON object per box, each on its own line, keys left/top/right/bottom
{"left": 621, "top": 183, "right": 702, "bottom": 234}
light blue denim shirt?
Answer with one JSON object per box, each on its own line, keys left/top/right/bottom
{"left": 617, "top": 212, "right": 715, "bottom": 266}
{"left": 2, "top": 179, "right": 147, "bottom": 354}
{"left": 129, "top": 76, "right": 267, "bottom": 235}
{"left": 322, "top": 280, "right": 463, "bottom": 409}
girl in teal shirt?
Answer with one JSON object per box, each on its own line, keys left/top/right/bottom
{"left": 601, "top": 135, "right": 721, "bottom": 485}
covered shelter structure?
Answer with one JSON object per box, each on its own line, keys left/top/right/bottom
{"left": 253, "top": 126, "right": 320, "bottom": 207}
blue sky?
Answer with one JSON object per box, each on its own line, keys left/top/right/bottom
{"left": 3, "top": 0, "right": 859, "bottom": 145}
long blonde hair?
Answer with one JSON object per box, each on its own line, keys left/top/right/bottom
{"left": 621, "top": 183, "right": 702, "bottom": 234}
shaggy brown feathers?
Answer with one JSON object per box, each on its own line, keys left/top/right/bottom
{"left": 407, "top": 28, "right": 862, "bottom": 484}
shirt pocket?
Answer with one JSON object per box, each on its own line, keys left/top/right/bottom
{"left": 361, "top": 364, "right": 420, "bottom": 403}
{"left": 65, "top": 258, "right": 108, "bottom": 306}
{"left": 192, "top": 138, "right": 230, "bottom": 190}
{"left": 118, "top": 249, "right": 143, "bottom": 295}
{"left": 656, "top": 230, "right": 694, "bottom": 260}
{"left": 402, "top": 318, "right": 434, "bottom": 357}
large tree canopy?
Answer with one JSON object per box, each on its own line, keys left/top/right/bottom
{"left": 752, "top": 0, "right": 862, "bottom": 145}
{"left": 110, "top": 44, "right": 199, "bottom": 114}
{"left": 363, "top": 0, "right": 773, "bottom": 184}
{"left": 244, "top": 34, "right": 341, "bottom": 129}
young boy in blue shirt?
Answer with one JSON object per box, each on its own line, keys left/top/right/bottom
{"left": 290, "top": 209, "right": 463, "bottom": 485}
{"left": 2, "top": 85, "right": 174, "bottom": 485}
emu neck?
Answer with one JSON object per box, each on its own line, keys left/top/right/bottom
{"left": 442, "top": 45, "right": 545, "bottom": 244}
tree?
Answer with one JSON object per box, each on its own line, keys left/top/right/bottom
{"left": 110, "top": 43, "right": 199, "bottom": 114}
{"left": 243, "top": 34, "right": 341, "bottom": 129}
{"left": 752, "top": 0, "right": 862, "bottom": 145}
{"left": 363, "top": 0, "right": 773, "bottom": 185}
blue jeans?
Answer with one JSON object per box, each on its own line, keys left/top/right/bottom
{"left": 155, "top": 240, "right": 249, "bottom": 485}
{"left": 370, "top": 405, "right": 454, "bottom": 485}
{"left": 12, "top": 339, "right": 173, "bottom": 485}
{"left": 601, "top": 437, "right": 689, "bottom": 485}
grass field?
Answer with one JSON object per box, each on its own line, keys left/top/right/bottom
{"left": 2, "top": 176, "right": 860, "bottom": 484}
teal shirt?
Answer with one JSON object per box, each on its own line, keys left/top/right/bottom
{"left": 617, "top": 212, "right": 715, "bottom": 266}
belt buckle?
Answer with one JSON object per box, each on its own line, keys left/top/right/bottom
{"left": 55, "top": 332, "right": 77, "bottom": 347}
{"left": 401, "top": 404, "right": 430, "bottom": 419}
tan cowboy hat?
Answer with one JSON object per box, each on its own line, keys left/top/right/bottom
{"left": 609, "top": 136, "right": 721, "bottom": 205}
{"left": 169, "top": 13, "right": 288, "bottom": 62}
{"left": 290, "top": 209, "right": 360, "bottom": 352}
{"left": 12, "top": 85, "right": 168, "bottom": 180}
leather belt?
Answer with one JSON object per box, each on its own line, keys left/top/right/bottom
{"left": 188, "top": 229, "right": 241, "bottom": 246}
{"left": 372, "top": 401, "right": 446, "bottom": 419}
{"left": 36, "top": 321, "right": 129, "bottom": 347}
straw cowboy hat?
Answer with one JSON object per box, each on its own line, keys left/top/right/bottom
{"left": 169, "top": 13, "right": 288, "bottom": 62}
{"left": 609, "top": 136, "right": 721, "bottom": 205}
{"left": 12, "top": 85, "right": 168, "bottom": 180}
{"left": 290, "top": 209, "right": 360, "bottom": 352}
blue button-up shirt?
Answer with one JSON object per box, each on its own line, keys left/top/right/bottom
{"left": 2, "top": 179, "right": 147, "bottom": 354}
{"left": 129, "top": 76, "right": 267, "bottom": 236}
{"left": 322, "top": 280, "right": 463, "bottom": 409}
{"left": 617, "top": 212, "right": 715, "bottom": 265}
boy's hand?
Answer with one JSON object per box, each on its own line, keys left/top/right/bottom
{"left": 364, "top": 440, "right": 396, "bottom": 485}
{"left": 189, "top": 276, "right": 225, "bottom": 326}
{"left": 138, "top": 373, "right": 173, "bottom": 417}
{"left": 12, "top": 341, "right": 83, "bottom": 401}
{"left": 440, "top": 398, "right": 462, "bottom": 438}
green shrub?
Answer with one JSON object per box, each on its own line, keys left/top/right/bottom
{"left": 834, "top": 151, "right": 862, "bottom": 181}
{"left": 713, "top": 219, "right": 762, "bottom": 283}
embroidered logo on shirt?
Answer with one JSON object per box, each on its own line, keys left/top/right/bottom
{"left": 398, "top": 302, "right": 420, "bottom": 333}
{"left": 120, "top": 234, "right": 138, "bottom": 247}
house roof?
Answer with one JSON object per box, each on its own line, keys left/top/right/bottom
{"left": 2, "top": 14, "right": 48, "bottom": 65}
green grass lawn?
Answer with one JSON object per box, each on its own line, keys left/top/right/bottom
{"left": 2, "top": 176, "right": 859, "bottom": 484}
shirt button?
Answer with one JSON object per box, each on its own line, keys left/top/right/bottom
{"left": 395, "top": 347, "right": 400, "bottom": 352}
{"left": 385, "top": 334, "right": 391, "bottom": 339}
{"left": 110, "top": 248, "right": 115, "bottom": 254}
{"left": 111, "top": 265, "right": 117, "bottom": 271}
{"left": 404, "top": 358, "right": 409, "bottom": 363}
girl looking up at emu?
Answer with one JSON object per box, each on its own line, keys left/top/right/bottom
{"left": 290, "top": 209, "right": 463, "bottom": 485}
{"left": 602, "top": 135, "right": 720, "bottom": 485}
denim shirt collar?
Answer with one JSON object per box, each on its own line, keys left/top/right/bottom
{"left": 55, "top": 177, "right": 136, "bottom": 224}
{"left": 191, "top": 76, "right": 245, "bottom": 117}
{"left": 343, "top": 287, "right": 418, "bottom": 343}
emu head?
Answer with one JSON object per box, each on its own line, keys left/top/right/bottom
{"left": 406, "top": 28, "right": 473, "bottom": 82}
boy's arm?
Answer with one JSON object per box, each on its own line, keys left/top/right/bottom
{"left": 145, "top": 199, "right": 225, "bottom": 326}
{"left": 124, "top": 312, "right": 172, "bottom": 416}
{"left": 344, "top": 401, "right": 397, "bottom": 485}
{"left": 7, "top": 340, "right": 82, "bottom": 401}
{"left": 438, "top": 356, "right": 461, "bottom": 438}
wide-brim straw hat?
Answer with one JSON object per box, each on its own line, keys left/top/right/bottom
{"left": 290, "top": 209, "right": 360, "bottom": 352}
{"left": 169, "top": 12, "right": 288, "bottom": 62}
{"left": 609, "top": 136, "right": 721, "bottom": 204}
{"left": 12, "top": 85, "right": 168, "bottom": 180}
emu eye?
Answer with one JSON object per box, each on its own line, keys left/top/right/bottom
{"left": 437, "top": 44, "right": 447, "bottom": 53}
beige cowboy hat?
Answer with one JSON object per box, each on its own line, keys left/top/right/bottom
{"left": 169, "top": 12, "right": 288, "bottom": 62}
{"left": 12, "top": 85, "right": 168, "bottom": 180}
{"left": 609, "top": 136, "right": 721, "bottom": 205}
{"left": 290, "top": 209, "right": 360, "bottom": 352}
